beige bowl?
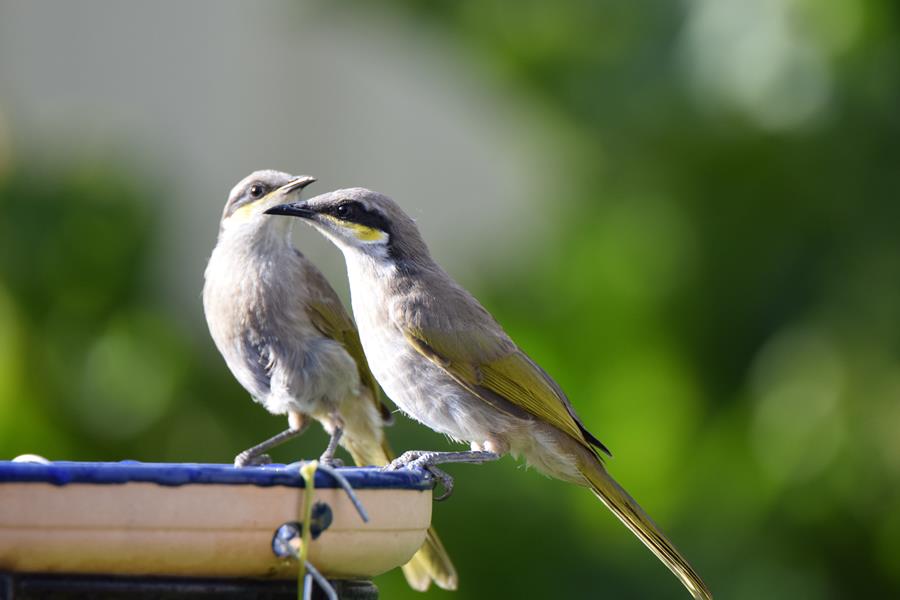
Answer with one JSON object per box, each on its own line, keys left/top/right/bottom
{"left": 0, "top": 461, "right": 433, "bottom": 580}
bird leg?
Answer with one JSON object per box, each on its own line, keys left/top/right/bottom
{"left": 234, "top": 414, "right": 310, "bottom": 467}
{"left": 383, "top": 450, "right": 500, "bottom": 501}
{"left": 318, "top": 417, "right": 344, "bottom": 467}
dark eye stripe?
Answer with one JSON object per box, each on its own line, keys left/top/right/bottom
{"left": 327, "top": 201, "right": 392, "bottom": 235}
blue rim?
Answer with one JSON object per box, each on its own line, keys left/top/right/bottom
{"left": 0, "top": 461, "right": 433, "bottom": 491}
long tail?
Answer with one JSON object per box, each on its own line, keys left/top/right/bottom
{"left": 344, "top": 436, "right": 458, "bottom": 592}
{"left": 576, "top": 450, "right": 712, "bottom": 600}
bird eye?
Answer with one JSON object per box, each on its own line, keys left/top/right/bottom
{"left": 336, "top": 203, "right": 353, "bottom": 219}
{"left": 249, "top": 184, "right": 266, "bottom": 199}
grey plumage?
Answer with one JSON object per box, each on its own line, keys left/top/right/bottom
{"left": 266, "top": 187, "right": 713, "bottom": 600}
{"left": 270, "top": 188, "right": 587, "bottom": 477}
{"left": 202, "top": 172, "right": 457, "bottom": 591}
{"left": 204, "top": 173, "right": 364, "bottom": 428}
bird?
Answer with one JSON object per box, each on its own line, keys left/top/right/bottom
{"left": 265, "top": 187, "right": 713, "bottom": 600}
{"left": 202, "top": 171, "right": 457, "bottom": 591}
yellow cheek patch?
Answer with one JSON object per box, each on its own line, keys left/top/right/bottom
{"left": 321, "top": 215, "right": 388, "bottom": 243}
{"left": 348, "top": 222, "right": 388, "bottom": 242}
{"left": 232, "top": 202, "right": 258, "bottom": 221}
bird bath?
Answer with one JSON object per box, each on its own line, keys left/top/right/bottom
{"left": 0, "top": 460, "right": 435, "bottom": 596}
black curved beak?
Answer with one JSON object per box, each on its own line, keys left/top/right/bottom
{"left": 279, "top": 175, "right": 317, "bottom": 194}
{"left": 265, "top": 201, "right": 316, "bottom": 219}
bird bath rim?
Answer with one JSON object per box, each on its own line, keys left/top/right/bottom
{"left": 0, "top": 459, "right": 434, "bottom": 490}
{"left": 0, "top": 459, "right": 435, "bottom": 581}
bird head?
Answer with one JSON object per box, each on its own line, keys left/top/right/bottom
{"left": 219, "top": 170, "right": 316, "bottom": 233}
{"left": 266, "top": 187, "right": 427, "bottom": 262}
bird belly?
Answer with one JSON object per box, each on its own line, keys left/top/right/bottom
{"left": 360, "top": 327, "right": 518, "bottom": 445}
{"left": 262, "top": 335, "right": 361, "bottom": 418}
{"left": 205, "top": 245, "right": 359, "bottom": 420}
{"left": 359, "top": 323, "right": 586, "bottom": 483}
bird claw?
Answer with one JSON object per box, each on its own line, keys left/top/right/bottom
{"left": 317, "top": 456, "right": 345, "bottom": 468}
{"left": 419, "top": 465, "right": 454, "bottom": 501}
{"left": 382, "top": 450, "right": 427, "bottom": 471}
{"left": 234, "top": 452, "right": 273, "bottom": 467}
{"left": 382, "top": 453, "right": 455, "bottom": 500}
{"left": 383, "top": 450, "right": 500, "bottom": 501}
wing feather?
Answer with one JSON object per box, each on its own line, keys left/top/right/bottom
{"left": 304, "top": 264, "right": 392, "bottom": 423}
{"left": 401, "top": 321, "right": 606, "bottom": 455}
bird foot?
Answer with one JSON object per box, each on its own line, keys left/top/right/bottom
{"left": 234, "top": 451, "right": 273, "bottom": 467}
{"left": 382, "top": 450, "right": 500, "bottom": 501}
{"left": 317, "top": 456, "right": 345, "bottom": 468}
{"left": 385, "top": 450, "right": 500, "bottom": 469}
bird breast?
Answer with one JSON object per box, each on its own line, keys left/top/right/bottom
{"left": 204, "top": 236, "right": 359, "bottom": 417}
{"left": 347, "top": 263, "right": 520, "bottom": 445}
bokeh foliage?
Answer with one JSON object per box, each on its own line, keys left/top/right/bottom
{"left": 2, "top": 0, "right": 899, "bottom": 598}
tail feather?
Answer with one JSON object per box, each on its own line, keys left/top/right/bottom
{"left": 577, "top": 452, "right": 712, "bottom": 600}
{"left": 345, "top": 437, "right": 458, "bottom": 592}
{"left": 399, "top": 528, "right": 458, "bottom": 592}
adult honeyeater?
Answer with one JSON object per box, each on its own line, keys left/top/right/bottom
{"left": 266, "top": 188, "right": 713, "bottom": 600}
{"left": 202, "top": 171, "right": 457, "bottom": 591}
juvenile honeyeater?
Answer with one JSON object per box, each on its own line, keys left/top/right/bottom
{"left": 202, "top": 171, "right": 456, "bottom": 592}
{"left": 266, "top": 188, "right": 713, "bottom": 600}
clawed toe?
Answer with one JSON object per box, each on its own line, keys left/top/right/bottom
{"left": 381, "top": 449, "right": 499, "bottom": 500}
{"left": 383, "top": 450, "right": 425, "bottom": 471}
{"left": 318, "top": 456, "right": 345, "bottom": 468}
{"left": 421, "top": 465, "right": 454, "bottom": 501}
{"left": 234, "top": 452, "right": 273, "bottom": 468}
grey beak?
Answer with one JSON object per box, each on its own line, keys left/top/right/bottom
{"left": 279, "top": 175, "right": 317, "bottom": 194}
{"left": 266, "top": 201, "right": 316, "bottom": 219}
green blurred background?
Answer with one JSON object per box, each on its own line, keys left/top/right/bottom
{"left": 1, "top": 1, "right": 898, "bottom": 598}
